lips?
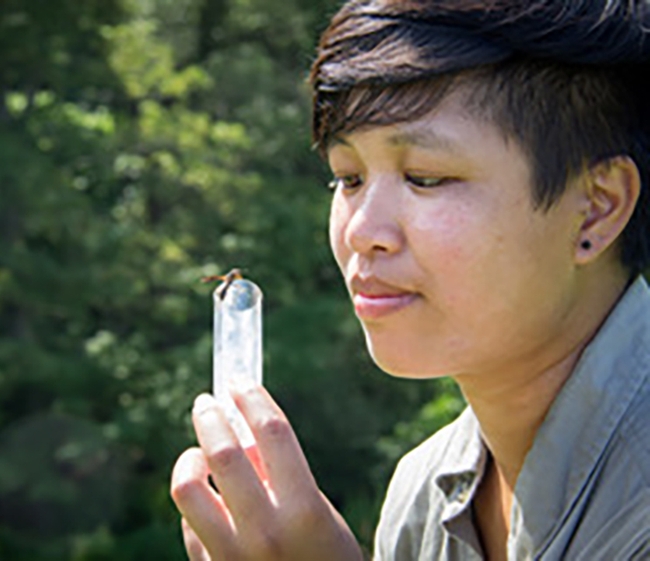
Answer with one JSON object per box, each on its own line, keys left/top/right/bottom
{"left": 349, "top": 276, "right": 418, "bottom": 320}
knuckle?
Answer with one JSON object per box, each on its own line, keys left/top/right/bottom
{"left": 205, "top": 444, "right": 243, "bottom": 473}
{"left": 254, "top": 415, "right": 292, "bottom": 442}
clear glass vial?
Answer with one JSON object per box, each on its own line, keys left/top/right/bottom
{"left": 212, "top": 277, "right": 263, "bottom": 448}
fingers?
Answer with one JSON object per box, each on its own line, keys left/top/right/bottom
{"left": 232, "top": 386, "right": 322, "bottom": 505}
{"left": 170, "top": 447, "right": 237, "bottom": 560}
{"left": 172, "top": 390, "right": 364, "bottom": 561}
{"left": 192, "top": 394, "right": 276, "bottom": 534}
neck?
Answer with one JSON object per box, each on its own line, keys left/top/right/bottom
{"left": 455, "top": 271, "right": 629, "bottom": 489}
{"left": 459, "top": 347, "right": 583, "bottom": 486}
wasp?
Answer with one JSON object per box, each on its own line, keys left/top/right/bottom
{"left": 201, "top": 268, "right": 243, "bottom": 299}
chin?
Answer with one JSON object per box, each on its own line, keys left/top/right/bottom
{"left": 364, "top": 332, "right": 450, "bottom": 379}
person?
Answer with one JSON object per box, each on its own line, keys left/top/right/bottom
{"left": 170, "top": 1, "right": 650, "bottom": 559}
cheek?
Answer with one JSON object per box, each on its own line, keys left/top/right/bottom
{"left": 406, "top": 201, "right": 476, "bottom": 271}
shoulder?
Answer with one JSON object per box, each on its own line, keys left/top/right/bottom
{"left": 564, "top": 356, "right": 650, "bottom": 559}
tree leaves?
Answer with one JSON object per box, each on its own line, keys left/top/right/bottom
{"left": 0, "top": 0, "right": 461, "bottom": 557}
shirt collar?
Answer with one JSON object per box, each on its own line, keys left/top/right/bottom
{"left": 433, "top": 409, "right": 487, "bottom": 554}
{"left": 434, "top": 408, "right": 485, "bottom": 502}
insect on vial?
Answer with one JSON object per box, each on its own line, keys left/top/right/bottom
{"left": 212, "top": 275, "right": 263, "bottom": 449}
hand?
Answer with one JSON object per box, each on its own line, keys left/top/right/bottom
{"left": 170, "top": 387, "right": 364, "bottom": 561}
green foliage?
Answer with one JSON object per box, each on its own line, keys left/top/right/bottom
{"left": 0, "top": 0, "right": 464, "bottom": 557}
{"left": 377, "top": 378, "right": 466, "bottom": 470}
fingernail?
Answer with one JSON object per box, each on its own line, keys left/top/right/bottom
{"left": 193, "top": 393, "right": 215, "bottom": 413}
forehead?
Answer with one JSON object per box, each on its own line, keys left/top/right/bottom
{"left": 327, "top": 88, "right": 510, "bottom": 158}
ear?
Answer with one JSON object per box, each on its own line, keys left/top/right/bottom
{"left": 575, "top": 155, "right": 641, "bottom": 265}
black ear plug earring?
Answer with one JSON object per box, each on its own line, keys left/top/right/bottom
{"left": 581, "top": 240, "right": 592, "bottom": 250}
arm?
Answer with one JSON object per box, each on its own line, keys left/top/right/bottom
{"left": 170, "top": 387, "right": 364, "bottom": 561}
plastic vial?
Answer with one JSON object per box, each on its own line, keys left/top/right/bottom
{"left": 212, "top": 277, "right": 263, "bottom": 449}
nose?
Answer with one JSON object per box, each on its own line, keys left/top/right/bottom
{"left": 342, "top": 178, "right": 403, "bottom": 257}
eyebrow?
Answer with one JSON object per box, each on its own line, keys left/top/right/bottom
{"left": 387, "top": 129, "right": 461, "bottom": 153}
{"left": 327, "top": 135, "right": 349, "bottom": 149}
{"left": 328, "top": 129, "right": 462, "bottom": 154}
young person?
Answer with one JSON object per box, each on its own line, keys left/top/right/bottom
{"left": 171, "top": 1, "right": 650, "bottom": 559}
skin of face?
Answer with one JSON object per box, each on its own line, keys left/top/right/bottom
{"left": 327, "top": 91, "right": 593, "bottom": 382}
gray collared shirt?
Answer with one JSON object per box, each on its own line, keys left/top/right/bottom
{"left": 374, "top": 277, "right": 650, "bottom": 560}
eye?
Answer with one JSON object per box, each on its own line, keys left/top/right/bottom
{"left": 404, "top": 173, "right": 450, "bottom": 189}
{"left": 328, "top": 174, "right": 364, "bottom": 191}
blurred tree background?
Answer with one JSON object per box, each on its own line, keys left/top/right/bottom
{"left": 0, "top": 0, "right": 465, "bottom": 559}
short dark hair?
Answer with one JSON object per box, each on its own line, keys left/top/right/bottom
{"left": 310, "top": 0, "right": 650, "bottom": 275}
